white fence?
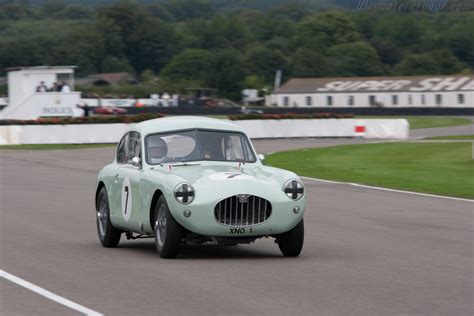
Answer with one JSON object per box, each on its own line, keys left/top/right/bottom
{"left": 0, "top": 119, "right": 408, "bottom": 145}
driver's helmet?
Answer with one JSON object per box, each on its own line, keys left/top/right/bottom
{"left": 148, "top": 137, "right": 168, "bottom": 161}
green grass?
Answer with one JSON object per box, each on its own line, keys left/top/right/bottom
{"left": 357, "top": 116, "right": 472, "bottom": 129}
{"left": 0, "top": 143, "right": 116, "bottom": 150}
{"left": 267, "top": 142, "right": 474, "bottom": 199}
{"left": 425, "top": 135, "right": 474, "bottom": 140}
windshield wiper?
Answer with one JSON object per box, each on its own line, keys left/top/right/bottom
{"left": 169, "top": 162, "right": 201, "bottom": 167}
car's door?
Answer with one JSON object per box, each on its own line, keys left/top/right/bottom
{"left": 114, "top": 131, "right": 145, "bottom": 233}
{"left": 109, "top": 133, "right": 128, "bottom": 225}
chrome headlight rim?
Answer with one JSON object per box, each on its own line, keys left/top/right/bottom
{"left": 174, "top": 182, "right": 195, "bottom": 205}
{"left": 283, "top": 179, "right": 304, "bottom": 201}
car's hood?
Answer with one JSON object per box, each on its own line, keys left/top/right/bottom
{"left": 150, "top": 163, "right": 296, "bottom": 190}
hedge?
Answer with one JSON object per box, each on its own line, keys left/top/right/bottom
{"left": 228, "top": 113, "right": 354, "bottom": 120}
{"left": 1, "top": 112, "right": 355, "bottom": 125}
{"left": 2, "top": 113, "right": 165, "bottom": 125}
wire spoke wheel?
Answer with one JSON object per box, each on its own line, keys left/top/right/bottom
{"left": 156, "top": 204, "right": 167, "bottom": 247}
{"left": 96, "top": 187, "right": 121, "bottom": 247}
{"left": 154, "top": 195, "right": 182, "bottom": 258}
{"left": 97, "top": 196, "right": 108, "bottom": 237}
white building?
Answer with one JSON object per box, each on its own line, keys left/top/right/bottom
{"left": 0, "top": 66, "right": 82, "bottom": 120}
{"left": 268, "top": 75, "right": 474, "bottom": 108}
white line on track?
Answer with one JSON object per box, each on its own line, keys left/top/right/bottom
{"left": 0, "top": 269, "right": 103, "bottom": 316}
{"left": 301, "top": 176, "right": 474, "bottom": 203}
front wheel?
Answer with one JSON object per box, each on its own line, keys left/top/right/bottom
{"left": 96, "top": 187, "right": 121, "bottom": 247}
{"left": 154, "top": 196, "right": 183, "bottom": 258}
{"left": 277, "top": 219, "right": 304, "bottom": 257}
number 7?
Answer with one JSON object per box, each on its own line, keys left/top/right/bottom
{"left": 124, "top": 186, "right": 129, "bottom": 214}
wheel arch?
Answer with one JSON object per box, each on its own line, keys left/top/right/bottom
{"left": 95, "top": 181, "right": 106, "bottom": 211}
{"left": 149, "top": 189, "right": 164, "bottom": 229}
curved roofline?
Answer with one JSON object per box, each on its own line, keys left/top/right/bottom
{"left": 132, "top": 116, "right": 244, "bottom": 135}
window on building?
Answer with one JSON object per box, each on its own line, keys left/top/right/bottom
{"left": 408, "top": 95, "right": 413, "bottom": 105}
{"left": 369, "top": 95, "right": 376, "bottom": 106}
{"left": 458, "top": 94, "right": 465, "bottom": 104}
{"left": 283, "top": 96, "right": 289, "bottom": 107}
{"left": 305, "top": 96, "right": 312, "bottom": 106}
{"left": 57, "top": 73, "right": 74, "bottom": 91}
{"left": 436, "top": 94, "right": 442, "bottom": 106}
{"left": 327, "top": 96, "right": 333, "bottom": 106}
{"left": 421, "top": 95, "right": 425, "bottom": 105}
{"left": 348, "top": 96, "right": 354, "bottom": 106}
{"left": 392, "top": 95, "right": 398, "bottom": 105}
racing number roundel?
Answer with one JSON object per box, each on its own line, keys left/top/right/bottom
{"left": 121, "top": 177, "right": 132, "bottom": 222}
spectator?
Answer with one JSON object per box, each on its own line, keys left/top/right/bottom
{"left": 172, "top": 94, "right": 179, "bottom": 107}
{"left": 50, "top": 82, "right": 60, "bottom": 92}
{"left": 162, "top": 92, "right": 170, "bottom": 107}
{"left": 61, "top": 81, "right": 71, "bottom": 93}
{"left": 36, "top": 81, "right": 48, "bottom": 92}
{"left": 77, "top": 102, "right": 90, "bottom": 117}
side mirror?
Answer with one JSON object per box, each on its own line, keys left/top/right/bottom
{"left": 257, "top": 154, "right": 265, "bottom": 162}
{"left": 131, "top": 156, "right": 141, "bottom": 167}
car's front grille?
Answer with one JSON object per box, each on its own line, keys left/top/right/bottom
{"left": 214, "top": 195, "right": 272, "bottom": 227}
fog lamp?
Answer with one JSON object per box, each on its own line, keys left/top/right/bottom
{"left": 293, "top": 205, "right": 301, "bottom": 214}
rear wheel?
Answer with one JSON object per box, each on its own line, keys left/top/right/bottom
{"left": 96, "top": 187, "right": 121, "bottom": 247}
{"left": 154, "top": 196, "right": 183, "bottom": 258}
{"left": 277, "top": 219, "right": 304, "bottom": 257}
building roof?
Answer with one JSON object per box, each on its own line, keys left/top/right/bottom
{"left": 5, "top": 65, "right": 76, "bottom": 72}
{"left": 88, "top": 72, "right": 136, "bottom": 85}
{"left": 133, "top": 116, "right": 243, "bottom": 135}
{"left": 274, "top": 75, "right": 474, "bottom": 94}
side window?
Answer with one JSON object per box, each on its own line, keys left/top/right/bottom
{"left": 128, "top": 131, "right": 141, "bottom": 163}
{"left": 116, "top": 133, "right": 128, "bottom": 164}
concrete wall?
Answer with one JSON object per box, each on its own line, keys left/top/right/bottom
{"left": 0, "top": 119, "right": 408, "bottom": 145}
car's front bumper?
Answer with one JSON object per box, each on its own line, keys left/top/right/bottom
{"left": 169, "top": 193, "right": 306, "bottom": 237}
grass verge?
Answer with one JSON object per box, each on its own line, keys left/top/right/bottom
{"left": 0, "top": 143, "right": 116, "bottom": 150}
{"left": 357, "top": 116, "right": 472, "bottom": 129}
{"left": 425, "top": 135, "right": 474, "bottom": 140}
{"left": 267, "top": 142, "right": 474, "bottom": 199}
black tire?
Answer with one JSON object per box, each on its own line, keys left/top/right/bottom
{"left": 277, "top": 219, "right": 304, "bottom": 257}
{"left": 154, "top": 195, "right": 183, "bottom": 259}
{"left": 96, "top": 187, "right": 121, "bottom": 247}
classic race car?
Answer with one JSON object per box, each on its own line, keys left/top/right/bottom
{"left": 94, "top": 106, "right": 128, "bottom": 115}
{"left": 95, "top": 116, "right": 306, "bottom": 258}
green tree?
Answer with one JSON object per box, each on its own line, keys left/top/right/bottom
{"left": 53, "top": 5, "right": 94, "bottom": 20}
{"left": 325, "top": 41, "right": 384, "bottom": 76}
{"left": 245, "top": 46, "right": 288, "bottom": 83}
{"left": 185, "top": 15, "right": 251, "bottom": 51}
{"left": 160, "top": 49, "right": 213, "bottom": 82}
{"left": 446, "top": 19, "right": 474, "bottom": 68}
{"left": 242, "top": 75, "right": 266, "bottom": 89}
{"left": 394, "top": 52, "right": 440, "bottom": 75}
{"left": 295, "top": 11, "right": 360, "bottom": 51}
{"left": 100, "top": 56, "right": 133, "bottom": 73}
{"left": 126, "top": 17, "right": 180, "bottom": 74}
{"left": 290, "top": 48, "right": 327, "bottom": 77}
{"left": 205, "top": 49, "right": 246, "bottom": 100}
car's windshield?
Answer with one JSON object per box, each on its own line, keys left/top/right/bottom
{"left": 145, "top": 129, "right": 256, "bottom": 164}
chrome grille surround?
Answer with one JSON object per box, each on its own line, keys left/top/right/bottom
{"left": 214, "top": 195, "right": 272, "bottom": 227}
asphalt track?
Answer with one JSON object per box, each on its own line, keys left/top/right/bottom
{"left": 1, "top": 129, "right": 473, "bottom": 316}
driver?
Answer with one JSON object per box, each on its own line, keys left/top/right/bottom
{"left": 224, "top": 136, "right": 236, "bottom": 160}
{"left": 148, "top": 137, "right": 168, "bottom": 164}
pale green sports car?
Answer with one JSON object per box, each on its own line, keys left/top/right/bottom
{"left": 95, "top": 116, "right": 306, "bottom": 258}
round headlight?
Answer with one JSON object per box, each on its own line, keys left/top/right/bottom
{"left": 283, "top": 179, "right": 304, "bottom": 200}
{"left": 174, "top": 183, "right": 195, "bottom": 204}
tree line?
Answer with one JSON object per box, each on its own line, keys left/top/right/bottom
{"left": 0, "top": 0, "right": 473, "bottom": 99}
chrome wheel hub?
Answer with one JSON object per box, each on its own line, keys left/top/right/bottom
{"left": 97, "top": 199, "right": 108, "bottom": 237}
{"left": 156, "top": 205, "right": 167, "bottom": 246}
